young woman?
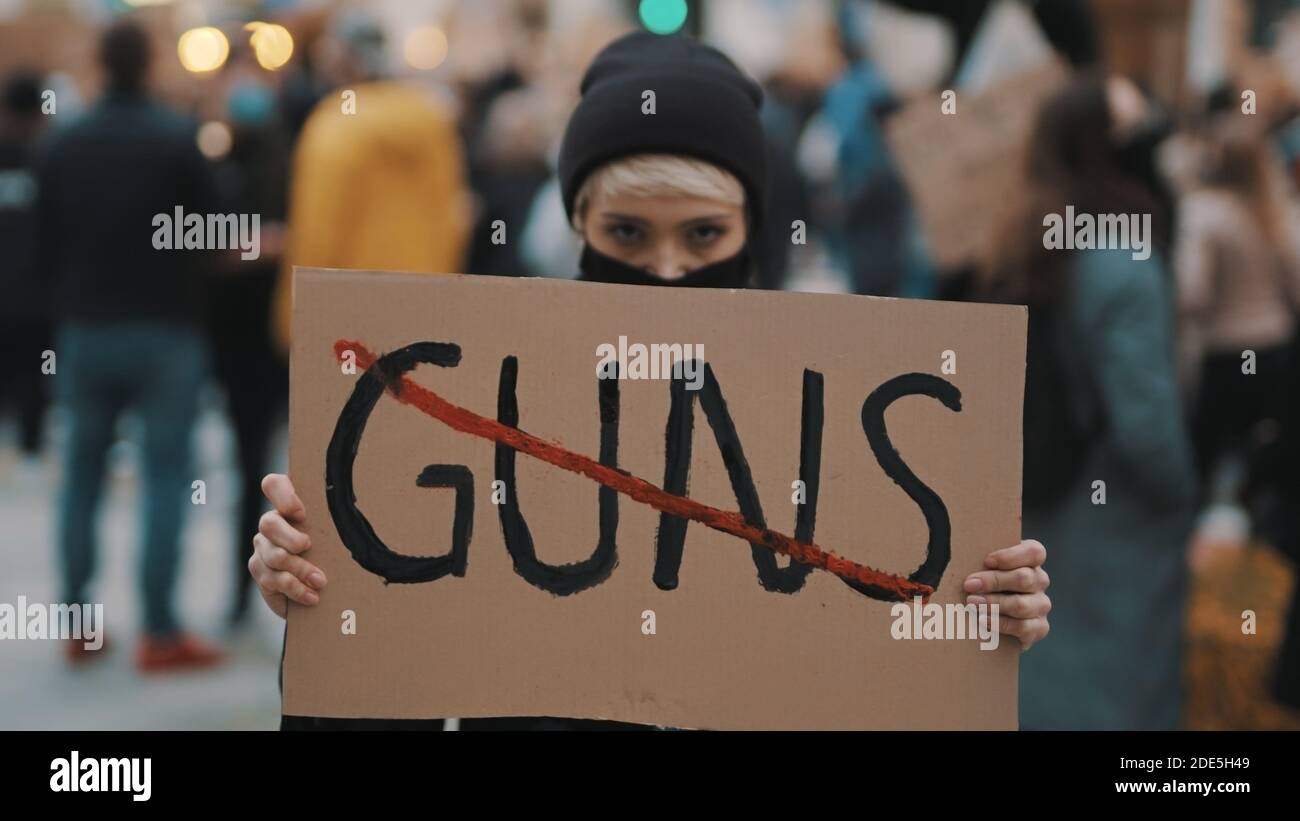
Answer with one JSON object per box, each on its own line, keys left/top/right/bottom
{"left": 982, "top": 74, "right": 1194, "bottom": 730}
{"left": 253, "top": 32, "right": 1051, "bottom": 729}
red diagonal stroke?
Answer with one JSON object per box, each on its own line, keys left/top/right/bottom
{"left": 335, "top": 339, "right": 934, "bottom": 602}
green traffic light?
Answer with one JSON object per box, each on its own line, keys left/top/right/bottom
{"left": 639, "top": 0, "right": 688, "bottom": 35}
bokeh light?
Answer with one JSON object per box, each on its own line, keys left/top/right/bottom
{"left": 404, "top": 25, "right": 449, "bottom": 71}
{"left": 177, "top": 27, "right": 230, "bottom": 74}
{"left": 196, "top": 121, "right": 232, "bottom": 159}
{"left": 245, "top": 22, "right": 294, "bottom": 71}
{"left": 639, "top": 0, "right": 688, "bottom": 35}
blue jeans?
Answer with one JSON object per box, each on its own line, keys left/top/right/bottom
{"left": 56, "top": 321, "right": 208, "bottom": 636}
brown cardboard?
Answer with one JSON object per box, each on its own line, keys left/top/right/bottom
{"left": 885, "top": 61, "right": 1069, "bottom": 270}
{"left": 284, "top": 267, "right": 1026, "bottom": 729}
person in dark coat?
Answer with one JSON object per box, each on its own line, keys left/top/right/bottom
{"left": 35, "top": 20, "right": 224, "bottom": 670}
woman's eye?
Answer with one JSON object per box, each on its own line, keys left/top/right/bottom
{"left": 687, "top": 224, "right": 726, "bottom": 245}
{"left": 604, "top": 223, "right": 643, "bottom": 244}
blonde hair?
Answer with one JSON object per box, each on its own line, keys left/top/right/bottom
{"left": 572, "top": 153, "right": 745, "bottom": 230}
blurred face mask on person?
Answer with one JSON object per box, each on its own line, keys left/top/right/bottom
{"left": 573, "top": 154, "right": 750, "bottom": 288}
{"left": 226, "top": 79, "right": 276, "bottom": 128}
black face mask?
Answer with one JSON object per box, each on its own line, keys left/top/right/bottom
{"left": 577, "top": 244, "right": 752, "bottom": 288}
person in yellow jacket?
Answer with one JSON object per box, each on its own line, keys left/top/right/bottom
{"left": 273, "top": 13, "right": 469, "bottom": 352}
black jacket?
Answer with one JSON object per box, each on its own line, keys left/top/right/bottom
{"left": 34, "top": 89, "right": 220, "bottom": 326}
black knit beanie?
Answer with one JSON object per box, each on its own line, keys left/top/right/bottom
{"left": 558, "top": 31, "right": 767, "bottom": 230}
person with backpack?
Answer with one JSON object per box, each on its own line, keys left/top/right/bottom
{"left": 981, "top": 74, "right": 1196, "bottom": 729}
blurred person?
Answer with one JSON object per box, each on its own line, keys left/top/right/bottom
{"left": 881, "top": 0, "right": 1123, "bottom": 302}
{"left": 277, "top": 36, "right": 329, "bottom": 141}
{"left": 271, "top": 11, "right": 470, "bottom": 352}
{"left": 464, "top": 87, "right": 552, "bottom": 277}
{"left": 1176, "top": 123, "right": 1300, "bottom": 496}
{"left": 0, "top": 70, "right": 51, "bottom": 457}
{"left": 750, "top": 7, "right": 833, "bottom": 291}
{"left": 33, "top": 20, "right": 224, "bottom": 670}
{"left": 753, "top": 76, "right": 814, "bottom": 291}
{"left": 794, "top": 8, "right": 926, "bottom": 298}
{"left": 207, "top": 48, "right": 292, "bottom": 627}
{"left": 1176, "top": 122, "right": 1300, "bottom": 717}
{"left": 982, "top": 73, "right": 1197, "bottom": 730}
{"left": 251, "top": 32, "right": 1053, "bottom": 730}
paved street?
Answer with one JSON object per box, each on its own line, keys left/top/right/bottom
{"left": 0, "top": 395, "right": 284, "bottom": 729}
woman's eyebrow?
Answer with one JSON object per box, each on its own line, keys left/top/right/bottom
{"left": 600, "top": 212, "right": 650, "bottom": 224}
{"left": 679, "top": 214, "right": 733, "bottom": 225}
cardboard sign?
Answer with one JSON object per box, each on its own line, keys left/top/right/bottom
{"left": 284, "top": 268, "right": 1026, "bottom": 729}
{"left": 885, "top": 61, "right": 1069, "bottom": 270}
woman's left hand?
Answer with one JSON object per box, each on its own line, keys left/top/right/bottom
{"left": 964, "top": 539, "right": 1051, "bottom": 651}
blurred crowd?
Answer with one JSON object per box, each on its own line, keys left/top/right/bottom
{"left": 2, "top": 0, "right": 1300, "bottom": 729}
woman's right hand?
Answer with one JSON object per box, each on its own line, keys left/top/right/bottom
{"left": 250, "top": 474, "right": 327, "bottom": 619}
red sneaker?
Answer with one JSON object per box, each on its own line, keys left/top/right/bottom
{"left": 65, "top": 635, "right": 110, "bottom": 665}
{"left": 135, "top": 632, "right": 224, "bottom": 673}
